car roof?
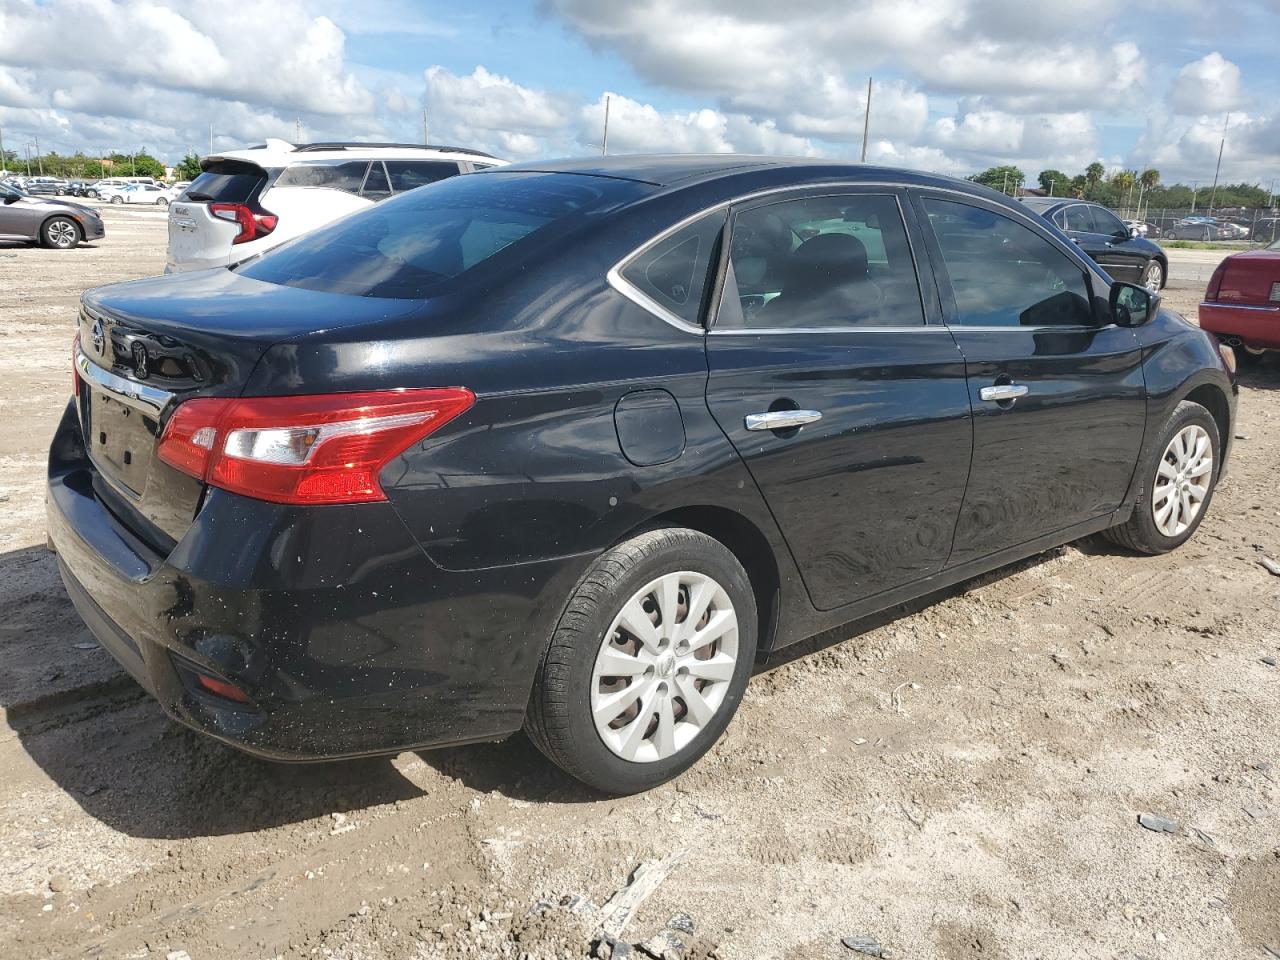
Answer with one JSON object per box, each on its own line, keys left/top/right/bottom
{"left": 205, "top": 138, "right": 507, "bottom": 170}
{"left": 496, "top": 154, "right": 980, "bottom": 191}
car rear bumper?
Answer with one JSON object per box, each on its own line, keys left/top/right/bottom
{"left": 46, "top": 400, "right": 581, "bottom": 761}
{"left": 1200, "top": 301, "right": 1280, "bottom": 349}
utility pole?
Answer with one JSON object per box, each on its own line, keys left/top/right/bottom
{"left": 24, "top": 143, "right": 31, "bottom": 176}
{"left": 209, "top": 123, "right": 213, "bottom": 156}
{"left": 860, "top": 77, "right": 872, "bottom": 162}
{"left": 423, "top": 108, "right": 429, "bottom": 145}
{"left": 1208, "top": 113, "right": 1229, "bottom": 215}
{"left": 1048, "top": 179, "right": 1055, "bottom": 197}
{"left": 295, "top": 117, "right": 301, "bottom": 143}
{"left": 35, "top": 134, "right": 42, "bottom": 175}
{"left": 601, "top": 95, "right": 611, "bottom": 156}
{"left": 1190, "top": 181, "right": 1198, "bottom": 214}
{"left": 0, "top": 123, "right": 5, "bottom": 175}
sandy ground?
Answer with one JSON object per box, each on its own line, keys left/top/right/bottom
{"left": 1, "top": 207, "right": 1278, "bottom": 960}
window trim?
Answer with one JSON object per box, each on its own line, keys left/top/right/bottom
{"left": 910, "top": 189, "right": 1111, "bottom": 332}
{"left": 608, "top": 180, "right": 1109, "bottom": 335}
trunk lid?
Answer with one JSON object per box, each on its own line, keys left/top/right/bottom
{"left": 1219, "top": 250, "right": 1280, "bottom": 306}
{"left": 76, "top": 269, "right": 422, "bottom": 548}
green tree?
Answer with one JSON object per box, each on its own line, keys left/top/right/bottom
{"left": 968, "top": 165, "right": 1026, "bottom": 194}
{"left": 1139, "top": 168, "right": 1160, "bottom": 192}
{"left": 1111, "top": 170, "right": 1136, "bottom": 212}
{"left": 174, "top": 153, "right": 203, "bottom": 181}
{"left": 1069, "top": 175, "right": 1087, "bottom": 198}
{"left": 1037, "top": 169, "right": 1070, "bottom": 195}
{"left": 107, "top": 150, "right": 165, "bottom": 179}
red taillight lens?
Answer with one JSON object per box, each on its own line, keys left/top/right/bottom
{"left": 1206, "top": 260, "right": 1229, "bottom": 302}
{"left": 156, "top": 388, "right": 474, "bottom": 505}
{"left": 209, "top": 202, "right": 277, "bottom": 245}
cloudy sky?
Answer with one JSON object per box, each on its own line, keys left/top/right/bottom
{"left": 0, "top": 0, "right": 1277, "bottom": 184}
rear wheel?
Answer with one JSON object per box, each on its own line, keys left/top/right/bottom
{"left": 110, "top": 195, "right": 122, "bottom": 205}
{"left": 525, "top": 528, "right": 757, "bottom": 794}
{"left": 1104, "top": 400, "right": 1219, "bottom": 554}
{"left": 157, "top": 197, "right": 169, "bottom": 207}
{"left": 41, "top": 217, "right": 80, "bottom": 250}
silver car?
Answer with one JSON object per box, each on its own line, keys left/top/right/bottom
{"left": 0, "top": 184, "right": 105, "bottom": 249}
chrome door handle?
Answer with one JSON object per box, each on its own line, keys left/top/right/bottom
{"left": 979, "top": 384, "right": 1029, "bottom": 402}
{"left": 744, "top": 409, "right": 823, "bottom": 431}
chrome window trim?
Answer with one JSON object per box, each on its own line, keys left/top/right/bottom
{"left": 607, "top": 178, "right": 1103, "bottom": 336}
{"left": 76, "top": 345, "right": 173, "bottom": 416}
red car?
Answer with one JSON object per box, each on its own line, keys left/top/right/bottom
{"left": 1200, "top": 239, "right": 1280, "bottom": 362}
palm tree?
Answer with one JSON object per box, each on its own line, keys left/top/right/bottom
{"left": 1112, "top": 171, "right": 1136, "bottom": 216}
{"left": 1084, "top": 162, "right": 1105, "bottom": 198}
{"left": 1138, "top": 169, "right": 1160, "bottom": 221}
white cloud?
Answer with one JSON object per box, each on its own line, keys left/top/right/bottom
{"left": 1169, "top": 52, "right": 1243, "bottom": 116}
{"left": 423, "top": 66, "right": 574, "bottom": 158}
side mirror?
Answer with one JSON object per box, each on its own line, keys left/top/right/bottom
{"left": 2, "top": 193, "right": 18, "bottom": 204}
{"left": 1111, "top": 281, "right": 1158, "bottom": 327}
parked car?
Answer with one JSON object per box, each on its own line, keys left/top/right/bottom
{"left": 1167, "top": 218, "right": 1237, "bottom": 241}
{"left": 1019, "top": 198, "right": 1168, "bottom": 290}
{"left": 0, "top": 182, "right": 105, "bottom": 248}
{"left": 1125, "top": 219, "right": 1161, "bottom": 239}
{"left": 164, "top": 139, "right": 507, "bottom": 273}
{"left": 163, "top": 181, "right": 191, "bottom": 202}
{"left": 1199, "top": 236, "right": 1280, "bottom": 363}
{"left": 24, "top": 177, "right": 69, "bottom": 196}
{"left": 1250, "top": 218, "right": 1280, "bottom": 244}
{"left": 86, "top": 179, "right": 129, "bottom": 199}
{"left": 50, "top": 157, "right": 1236, "bottom": 793}
{"left": 109, "top": 182, "right": 171, "bottom": 206}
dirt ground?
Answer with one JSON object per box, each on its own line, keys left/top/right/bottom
{"left": 1, "top": 205, "right": 1278, "bottom": 960}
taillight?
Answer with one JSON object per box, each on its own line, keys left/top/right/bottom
{"left": 209, "top": 202, "right": 278, "bottom": 245}
{"left": 1206, "top": 260, "right": 1229, "bottom": 301}
{"left": 156, "top": 389, "right": 474, "bottom": 505}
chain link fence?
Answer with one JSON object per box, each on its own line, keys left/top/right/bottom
{"left": 1103, "top": 205, "right": 1280, "bottom": 243}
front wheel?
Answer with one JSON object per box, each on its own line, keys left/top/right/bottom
{"left": 525, "top": 528, "right": 757, "bottom": 794}
{"left": 157, "top": 197, "right": 169, "bottom": 207}
{"left": 1104, "top": 400, "right": 1220, "bottom": 554}
{"left": 110, "top": 195, "right": 122, "bottom": 205}
{"left": 41, "top": 216, "right": 80, "bottom": 250}
{"left": 1142, "top": 258, "right": 1165, "bottom": 291}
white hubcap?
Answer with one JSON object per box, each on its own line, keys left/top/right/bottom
{"left": 591, "top": 571, "right": 738, "bottom": 763}
{"left": 1152, "top": 424, "right": 1212, "bottom": 537}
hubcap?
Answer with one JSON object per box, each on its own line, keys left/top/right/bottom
{"left": 1152, "top": 424, "right": 1212, "bottom": 537}
{"left": 49, "top": 221, "right": 75, "bottom": 246}
{"left": 590, "top": 571, "right": 738, "bottom": 763}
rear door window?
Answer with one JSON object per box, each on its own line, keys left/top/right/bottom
{"left": 716, "top": 192, "right": 924, "bottom": 329}
{"left": 1062, "top": 205, "right": 1095, "bottom": 233}
{"left": 386, "top": 161, "right": 460, "bottom": 192}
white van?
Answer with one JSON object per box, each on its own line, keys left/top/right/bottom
{"left": 165, "top": 140, "right": 506, "bottom": 273}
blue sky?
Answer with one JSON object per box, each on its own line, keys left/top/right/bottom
{"left": 1, "top": 0, "right": 1277, "bottom": 184}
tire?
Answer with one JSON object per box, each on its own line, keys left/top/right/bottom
{"left": 1142, "top": 258, "right": 1165, "bottom": 291}
{"left": 1104, "top": 400, "right": 1220, "bottom": 554}
{"left": 110, "top": 195, "right": 122, "bottom": 205}
{"left": 525, "top": 527, "right": 758, "bottom": 794}
{"left": 40, "top": 216, "right": 80, "bottom": 250}
{"left": 157, "top": 197, "right": 169, "bottom": 207}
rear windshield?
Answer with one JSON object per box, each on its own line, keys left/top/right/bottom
{"left": 183, "top": 161, "right": 267, "bottom": 203}
{"left": 239, "top": 171, "right": 649, "bottom": 298}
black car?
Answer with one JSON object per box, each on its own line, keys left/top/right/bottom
{"left": 1020, "top": 197, "right": 1168, "bottom": 291}
{"left": 48, "top": 157, "right": 1236, "bottom": 794}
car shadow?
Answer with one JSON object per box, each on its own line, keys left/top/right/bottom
{"left": 1235, "top": 357, "right": 1280, "bottom": 392}
{"left": 2, "top": 533, "right": 1149, "bottom": 834}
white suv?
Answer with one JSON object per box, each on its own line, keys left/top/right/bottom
{"left": 164, "top": 140, "right": 506, "bottom": 274}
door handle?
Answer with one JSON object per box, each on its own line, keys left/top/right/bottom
{"left": 979, "top": 384, "right": 1029, "bottom": 402}
{"left": 744, "top": 409, "right": 823, "bottom": 431}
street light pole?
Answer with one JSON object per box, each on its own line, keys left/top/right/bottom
{"left": 601, "top": 95, "right": 611, "bottom": 157}
{"left": 34, "top": 134, "right": 42, "bottom": 175}
{"left": 860, "top": 77, "right": 872, "bottom": 163}
{"left": 1208, "top": 113, "right": 1229, "bottom": 215}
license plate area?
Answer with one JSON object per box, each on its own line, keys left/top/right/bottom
{"left": 85, "top": 388, "right": 159, "bottom": 499}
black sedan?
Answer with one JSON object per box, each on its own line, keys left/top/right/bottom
{"left": 1020, "top": 197, "right": 1168, "bottom": 291}
{"left": 48, "top": 157, "right": 1236, "bottom": 794}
